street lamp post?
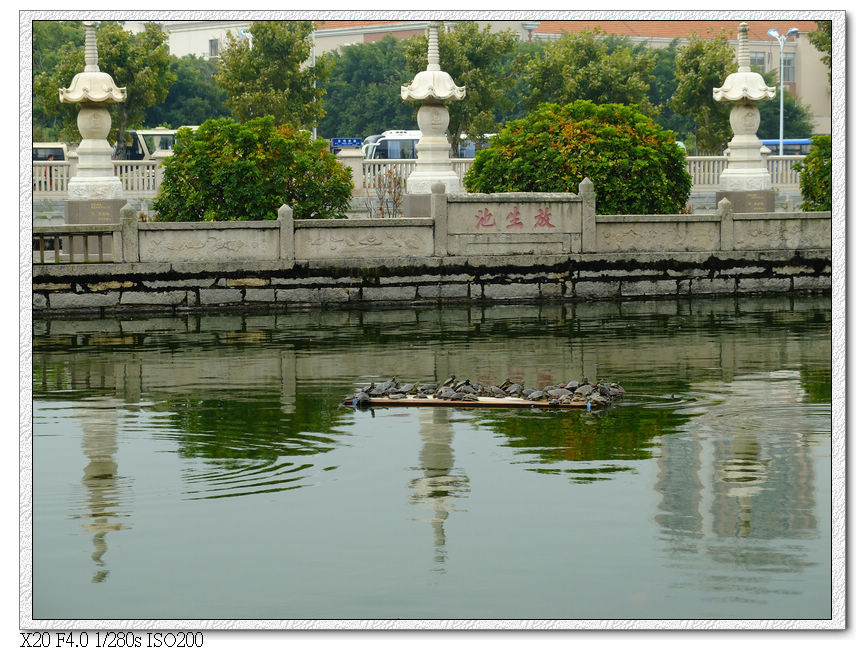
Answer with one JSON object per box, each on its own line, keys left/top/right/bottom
{"left": 768, "top": 26, "right": 798, "bottom": 156}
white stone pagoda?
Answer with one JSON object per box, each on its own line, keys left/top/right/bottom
{"left": 401, "top": 21, "right": 466, "bottom": 194}
{"left": 713, "top": 22, "right": 776, "bottom": 193}
{"left": 59, "top": 21, "right": 126, "bottom": 201}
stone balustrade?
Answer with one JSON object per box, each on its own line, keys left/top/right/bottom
{"left": 32, "top": 180, "right": 831, "bottom": 315}
{"left": 31, "top": 156, "right": 807, "bottom": 201}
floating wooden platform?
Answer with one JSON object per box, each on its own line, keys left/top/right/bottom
{"left": 344, "top": 395, "right": 592, "bottom": 409}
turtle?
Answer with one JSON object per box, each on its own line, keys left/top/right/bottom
{"left": 526, "top": 390, "right": 546, "bottom": 401}
{"left": 353, "top": 392, "right": 371, "bottom": 407}
{"left": 547, "top": 388, "right": 574, "bottom": 400}
{"left": 437, "top": 388, "right": 459, "bottom": 401}
{"left": 499, "top": 378, "right": 514, "bottom": 390}
{"left": 564, "top": 379, "right": 583, "bottom": 391}
{"left": 487, "top": 386, "right": 507, "bottom": 398}
{"left": 457, "top": 384, "right": 477, "bottom": 395}
{"left": 505, "top": 383, "right": 523, "bottom": 396}
{"left": 573, "top": 384, "right": 594, "bottom": 397}
{"left": 606, "top": 382, "right": 626, "bottom": 398}
{"left": 587, "top": 392, "right": 611, "bottom": 406}
{"left": 461, "top": 393, "right": 479, "bottom": 401}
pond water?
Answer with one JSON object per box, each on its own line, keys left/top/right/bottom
{"left": 31, "top": 296, "right": 833, "bottom": 622}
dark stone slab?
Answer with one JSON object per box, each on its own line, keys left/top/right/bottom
{"left": 67, "top": 199, "right": 126, "bottom": 225}
{"left": 402, "top": 193, "right": 431, "bottom": 218}
{"left": 715, "top": 190, "right": 775, "bottom": 213}
{"left": 66, "top": 199, "right": 126, "bottom": 258}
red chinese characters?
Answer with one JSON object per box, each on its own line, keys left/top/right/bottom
{"left": 506, "top": 207, "right": 523, "bottom": 229}
{"left": 534, "top": 207, "right": 555, "bottom": 228}
{"left": 474, "top": 208, "right": 496, "bottom": 229}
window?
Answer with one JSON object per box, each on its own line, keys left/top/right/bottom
{"left": 209, "top": 38, "right": 219, "bottom": 58}
{"left": 781, "top": 52, "right": 796, "bottom": 82}
{"left": 749, "top": 52, "right": 766, "bottom": 72}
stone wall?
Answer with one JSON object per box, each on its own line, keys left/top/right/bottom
{"left": 32, "top": 182, "right": 831, "bottom": 316}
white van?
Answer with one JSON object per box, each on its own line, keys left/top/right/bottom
{"left": 114, "top": 126, "right": 199, "bottom": 161}
{"left": 362, "top": 130, "right": 422, "bottom": 160}
{"left": 33, "top": 142, "right": 69, "bottom": 162}
{"left": 363, "top": 130, "right": 495, "bottom": 159}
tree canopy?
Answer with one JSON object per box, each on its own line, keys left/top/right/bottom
{"left": 522, "top": 30, "right": 659, "bottom": 117}
{"left": 317, "top": 35, "right": 415, "bottom": 140}
{"left": 214, "top": 20, "right": 330, "bottom": 128}
{"left": 146, "top": 55, "right": 231, "bottom": 128}
{"left": 404, "top": 22, "right": 519, "bottom": 154}
{"left": 808, "top": 20, "right": 832, "bottom": 80}
{"left": 154, "top": 117, "right": 352, "bottom": 221}
{"left": 33, "top": 21, "right": 175, "bottom": 153}
{"left": 669, "top": 31, "right": 736, "bottom": 154}
{"left": 463, "top": 100, "right": 691, "bottom": 215}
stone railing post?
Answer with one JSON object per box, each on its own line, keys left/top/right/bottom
{"left": 119, "top": 202, "right": 139, "bottom": 263}
{"left": 718, "top": 196, "right": 734, "bottom": 250}
{"left": 155, "top": 159, "right": 165, "bottom": 194}
{"left": 337, "top": 148, "right": 366, "bottom": 197}
{"left": 278, "top": 204, "right": 295, "bottom": 261}
{"left": 431, "top": 182, "right": 448, "bottom": 256}
{"left": 579, "top": 177, "right": 596, "bottom": 253}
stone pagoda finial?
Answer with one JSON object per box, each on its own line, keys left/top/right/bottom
{"left": 401, "top": 21, "right": 465, "bottom": 102}
{"left": 83, "top": 20, "right": 100, "bottom": 72}
{"left": 427, "top": 22, "right": 441, "bottom": 71}
{"left": 713, "top": 22, "right": 774, "bottom": 102}
{"left": 736, "top": 22, "right": 751, "bottom": 72}
{"left": 60, "top": 21, "right": 126, "bottom": 104}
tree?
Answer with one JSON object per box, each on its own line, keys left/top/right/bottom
{"left": 793, "top": 135, "right": 831, "bottom": 211}
{"left": 146, "top": 55, "right": 231, "bottom": 128}
{"left": 646, "top": 39, "right": 694, "bottom": 139}
{"left": 463, "top": 101, "right": 691, "bottom": 215}
{"left": 404, "top": 22, "right": 519, "bottom": 154}
{"left": 523, "top": 29, "right": 658, "bottom": 117}
{"left": 494, "top": 39, "right": 547, "bottom": 125}
{"left": 154, "top": 117, "right": 352, "bottom": 221}
{"left": 669, "top": 31, "right": 736, "bottom": 155}
{"left": 33, "top": 21, "right": 175, "bottom": 156}
{"left": 808, "top": 20, "right": 832, "bottom": 80}
{"left": 32, "top": 20, "right": 85, "bottom": 141}
{"left": 214, "top": 21, "right": 330, "bottom": 129}
{"left": 317, "top": 36, "right": 415, "bottom": 140}
{"left": 754, "top": 69, "right": 815, "bottom": 140}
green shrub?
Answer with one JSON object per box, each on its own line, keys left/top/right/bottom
{"left": 154, "top": 116, "right": 352, "bottom": 221}
{"left": 463, "top": 100, "right": 691, "bottom": 215}
{"left": 793, "top": 135, "right": 831, "bottom": 211}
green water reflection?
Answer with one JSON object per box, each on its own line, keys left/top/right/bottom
{"left": 32, "top": 295, "right": 832, "bottom": 619}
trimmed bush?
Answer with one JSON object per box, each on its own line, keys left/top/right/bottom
{"left": 794, "top": 135, "right": 831, "bottom": 211}
{"left": 463, "top": 100, "right": 691, "bottom": 215}
{"left": 154, "top": 116, "right": 352, "bottom": 221}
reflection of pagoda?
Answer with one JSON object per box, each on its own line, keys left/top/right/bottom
{"left": 74, "top": 397, "right": 130, "bottom": 583}
{"left": 407, "top": 408, "right": 470, "bottom": 569}
{"left": 654, "top": 371, "right": 819, "bottom": 543}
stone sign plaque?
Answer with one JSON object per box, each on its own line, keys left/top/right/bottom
{"left": 66, "top": 199, "right": 126, "bottom": 258}
{"left": 715, "top": 190, "right": 775, "bottom": 214}
{"left": 67, "top": 199, "right": 126, "bottom": 225}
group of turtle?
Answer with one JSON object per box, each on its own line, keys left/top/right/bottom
{"left": 351, "top": 376, "right": 625, "bottom": 408}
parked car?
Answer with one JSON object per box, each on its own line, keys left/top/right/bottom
{"left": 113, "top": 126, "right": 199, "bottom": 161}
{"left": 33, "top": 142, "right": 69, "bottom": 162}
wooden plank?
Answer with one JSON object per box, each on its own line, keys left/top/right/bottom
{"left": 343, "top": 395, "right": 592, "bottom": 409}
